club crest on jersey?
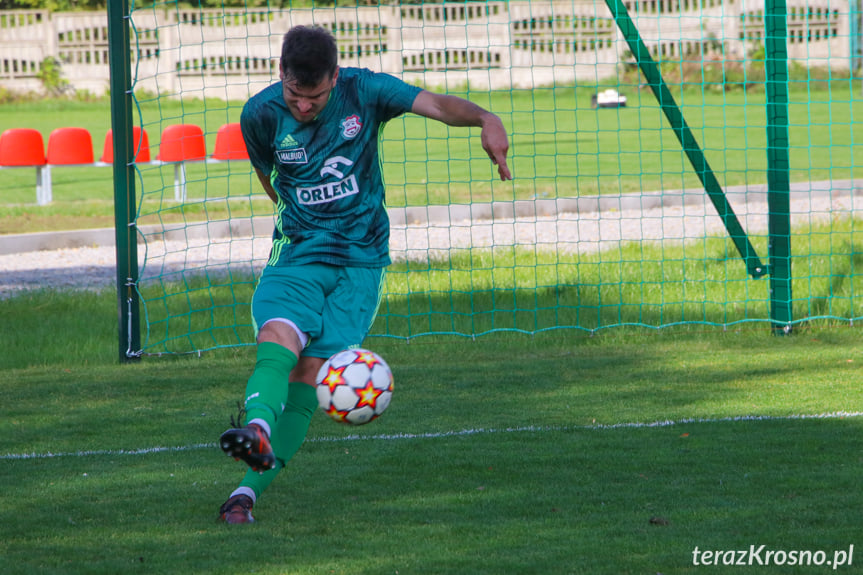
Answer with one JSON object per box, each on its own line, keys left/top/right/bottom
{"left": 340, "top": 115, "right": 363, "bottom": 139}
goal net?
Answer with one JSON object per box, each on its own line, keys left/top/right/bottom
{"left": 115, "top": 0, "right": 863, "bottom": 355}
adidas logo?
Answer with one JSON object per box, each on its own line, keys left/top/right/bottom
{"left": 280, "top": 134, "right": 299, "bottom": 149}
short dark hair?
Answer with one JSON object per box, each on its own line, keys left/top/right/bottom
{"left": 280, "top": 26, "right": 338, "bottom": 87}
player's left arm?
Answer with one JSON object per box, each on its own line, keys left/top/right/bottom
{"left": 410, "top": 90, "right": 512, "bottom": 181}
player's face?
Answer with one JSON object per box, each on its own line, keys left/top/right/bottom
{"left": 281, "top": 67, "right": 339, "bottom": 123}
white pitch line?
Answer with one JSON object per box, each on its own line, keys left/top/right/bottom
{"left": 2, "top": 411, "right": 861, "bottom": 461}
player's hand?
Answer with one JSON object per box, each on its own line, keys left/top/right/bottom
{"left": 480, "top": 114, "right": 512, "bottom": 181}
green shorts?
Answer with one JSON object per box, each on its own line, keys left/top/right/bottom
{"left": 251, "top": 263, "right": 385, "bottom": 358}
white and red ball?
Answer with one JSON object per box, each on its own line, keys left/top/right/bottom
{"left": 315, "top": 348, "right": 393, "bottom": 425}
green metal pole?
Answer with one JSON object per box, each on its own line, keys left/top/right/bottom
{"left": 764, "top": 0, "right": 793, "bottom": 334}
{"left": 853, "top": 0, "right": 863, "bottom": 92}
{"left": 107, "top": 0, "right": 141, "bottom": 361}
{"left": 605, "top": 0, "right": 767, "bottom": 279}
{"left": 851, "top": 0, "right": 861, "bottom": 81}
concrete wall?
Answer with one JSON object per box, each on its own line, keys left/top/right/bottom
{"left": 0, "top": 0, "right": 853, "bottom": 99}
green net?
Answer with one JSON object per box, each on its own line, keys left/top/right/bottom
{"left": 120, "top": 0, "right": 863, "bottom": 354}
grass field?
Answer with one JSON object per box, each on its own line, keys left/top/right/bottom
{"left": 0, "top": 288, "right": 861, "bottom": 575}
{"left": 1, "top": 76, "right": 861, "bottom": 574}
{"left": 1, "top": 82, "right": 861, "bottom": 234}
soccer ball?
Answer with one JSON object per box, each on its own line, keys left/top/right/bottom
{"left": 315, "top": 348, "right": 394, "bottom": 425}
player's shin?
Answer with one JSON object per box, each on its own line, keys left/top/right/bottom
{"left": 243, "top": 341, "right": 299, "bottom": 431}
{"left": 237, "top": 382, "right": 317, "bottom": 498}
{"left": 271, "top": 381, "right": 318, "bottom": 460}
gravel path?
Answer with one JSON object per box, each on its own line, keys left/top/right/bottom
{"left": 1, "top": 191, "right": 860, "bottom": 300}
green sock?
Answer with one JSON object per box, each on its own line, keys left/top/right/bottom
{"left": 243, "top": 341, "right": 299, "bottom": 433}
{"left": 239, "top": 381, "right": 319, "bottom": 499}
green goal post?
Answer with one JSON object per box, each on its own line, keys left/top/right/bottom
{"left": 107, "top": 0, "right": 863, "bottom": 360}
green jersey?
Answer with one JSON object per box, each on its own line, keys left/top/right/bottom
{"left": 241, "top": 67, "right": 422, "bottom": 268}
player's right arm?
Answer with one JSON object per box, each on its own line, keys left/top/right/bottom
{"left": 241, "top": 94, "right": 281, "bottom": 205}
{"left": 253, "top": 168, "right": 279, "bottom": 204}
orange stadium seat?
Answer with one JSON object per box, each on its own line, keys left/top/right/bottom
{"left": 0, "top": 128, "right": 46, "bottom": 166}
{"left": 100, "top": 127, "right": 152, "bottom": 164}
{"left": 0, "top": 128, "right": 52, "bottom": 205}
{"left": 46, "top": 127, "right": 95, "bottom": 165}
{"left": 157, "top": 124, "right": 207, "bottom": 163}
{"left": 211, "top": 123, "right": 249, "bottom": 161}
{"left": 157, "top": 124, "right": 207, "bottom": 202}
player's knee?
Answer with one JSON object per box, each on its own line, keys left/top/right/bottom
{"left": 257, "top": 318, "right": 307, "bottom": 354}
{"left": 290, "top": 356, "right": 325, "bottom": 386}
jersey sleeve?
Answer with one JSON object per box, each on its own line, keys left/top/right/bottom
{"left": 361, "top": 71, "right": 423, "bottom": 122}
{"left": 240, "top": 98, "right": 274, "bottom": 175}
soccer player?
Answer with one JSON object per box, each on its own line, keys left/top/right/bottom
{"left": 218, "top": 25, "right": 511, "bottom": 523}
